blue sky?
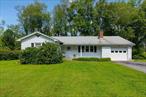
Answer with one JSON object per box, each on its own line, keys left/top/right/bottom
{"left": 0, "top": 0, "right": 123, "bottom": 26}
{"left": 0, "top": 0, "right": 60, "bottom": 26}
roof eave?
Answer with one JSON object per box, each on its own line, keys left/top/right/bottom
{"left": 16, "top": 31, "right": 62, "bottom": 43}
{"left": 61, "top": 43, "right": 135, "bottom": 46}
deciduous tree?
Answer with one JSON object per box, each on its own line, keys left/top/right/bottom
{"left": 16, "top": 1, "right": 51, "bottom": 35}
{"left": 1, "top": 29, "right": 16, "bottom": 50}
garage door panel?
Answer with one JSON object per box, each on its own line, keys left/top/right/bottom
{"left": 111, "top": 48, "right": 128, "bottom": 61}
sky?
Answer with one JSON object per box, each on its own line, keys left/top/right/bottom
{"left": 0, "top": 0, "right": 60, "bottom": 26}
{"left": 0, "top": 0, "right": 122, "bottom": 26}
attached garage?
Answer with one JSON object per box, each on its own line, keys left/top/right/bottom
{"left": 110, "top": 47, "right": 128, "bottom": 61}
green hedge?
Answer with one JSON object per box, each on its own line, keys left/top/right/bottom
{"left": 133, "top": 53, "right": 146, "bottom": 59}
{"left": 20, "top": 43, "right": 63, "bottom": 64}
{"left": 73, "top": 58, "right": 111, "bottom": 62}
{"left": 0, "top": 50, "right": 21, "bottom": 60}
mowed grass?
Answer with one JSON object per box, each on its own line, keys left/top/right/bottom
{"left": 0, "top": 60, "right": 146, "bottom": 97}
{"left": 133, "top": 59, "right": 146, "bottom": 62}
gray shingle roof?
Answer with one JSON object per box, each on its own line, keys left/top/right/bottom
{"left": 17, "top": 32, "right": 135, "bottom": 46}
{"left": 53, "top": 36, "right": 135, "bottom": 46}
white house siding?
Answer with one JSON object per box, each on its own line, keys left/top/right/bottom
{"left": 101, "top": 46, "right": 111, "bottom": 58}
{"left": 127, "top": 46, "right": 132, "bottom": 60}
{"left": 21, "top": 35, "right": 55, "bottom": 50}
{"left": 62, "top": 45, "right": 80, "bottom": 58}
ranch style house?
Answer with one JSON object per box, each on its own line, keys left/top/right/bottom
{"left": 17, "top": 31, "right": 135, "bottom": 61}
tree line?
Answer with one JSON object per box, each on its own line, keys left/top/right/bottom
{"left": 0, "top": 0, "right": 146, "bottom": 56}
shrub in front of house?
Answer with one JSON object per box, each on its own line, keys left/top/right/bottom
{"left": 20, "top": 43, "right": 63, "bottom": 64}
{"left": 73, "top": 58, "right": 111, "bottom": 62}
{"left": 0, "top": 50, "right": 21, "bottom": 60}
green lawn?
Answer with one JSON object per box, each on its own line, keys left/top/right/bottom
{"left": 0, "top": 60, "right": 146, "bottom": 97}
{"left": 133, "top": 59, "right": 146, "bottom": 62}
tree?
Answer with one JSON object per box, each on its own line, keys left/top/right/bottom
{"left": 16, "top": 1, "right": 51, "bottom": 35}
{"left": 0, "top": 36, "right": 2, "bottom": 48}
{"left": 95, "top": 0, "right": 146, "bottom": 54}
{"left": 0, "top": 20, "right": 5, "bottom": 36}
{"left": 0, "top": 20, "right": 6, "bottom": 48}
{"left": 52, "top": 4, "right": 68, "bottom": 36}
{"left": 1, "top": 29, "right": 16, "bottom": 50}
{"left": 67, "top": 0, "right": 98, "bottom": 36}
{"left": 130, "top": 0, "right": 146, "bottom": 54}
{"left": 7, "top": 24, "right": 24, "bottom": 37}
{"left": 141, "top": 0, "right": 146, "bottom": 51}
{"left": 141, "top": 0, "right": 146, "bottom": 17}
{"left": 95, "top": 1, "right": 138, "bottom": 38}
{"left": 128, "top": 0, "right": 143, "bottom": 7}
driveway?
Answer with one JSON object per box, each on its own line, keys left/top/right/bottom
{"left": 117, "top": 61, "right": 146, "bottom": 73}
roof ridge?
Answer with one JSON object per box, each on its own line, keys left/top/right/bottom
{"left": 17, "top": 31, "right": 61, "bottom": 42}
{"left": 53, "top": 36, "right": 119, "bottom": 37}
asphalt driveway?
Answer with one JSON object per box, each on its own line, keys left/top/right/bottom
{"left": 117, "top": 61, "right": 146, "bottom": 73}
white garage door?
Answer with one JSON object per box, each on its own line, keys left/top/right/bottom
{"left": 110, "top": 48, "right": 128, "bottom": 61}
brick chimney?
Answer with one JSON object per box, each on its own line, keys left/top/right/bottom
{"left": 98, "top": 30, "right": 104, "bottom": 39}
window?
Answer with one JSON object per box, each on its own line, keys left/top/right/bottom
{"left": 78, "top": 46, "right": 80, "bottom": 52}
{"left": 123, "top": 51, "right": 126, "bottom": 53}
{"left": 35, "top": 43, "right": 42, "bottom": 47}
{"left": 86, "top": 46, "right": 89, "bottom": 52}
{"left": 90, "top": 46, "right": 94, "bottom": 52}
{"left": 119, "top": 51, "right": 122, "bottom": 53}
{"left": 111, "top": 51, "right": 114, "bottom": 53}
{"left": 82, "top": 46, "right": 84, "bottom": 52}
{"left": 67, "top": 46, "right": 71, "bottom": 50}
{"left": 78, "top": 45, "right": 97, "bottom": 53}
{"left": 115, "top": 51, "right": 118, "bottom": 53}
{"left": 31, "top": 43, "right": 34, "bottom": 47}
{"left": 94, "top": 46, "right": 97, "bottom": 52}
